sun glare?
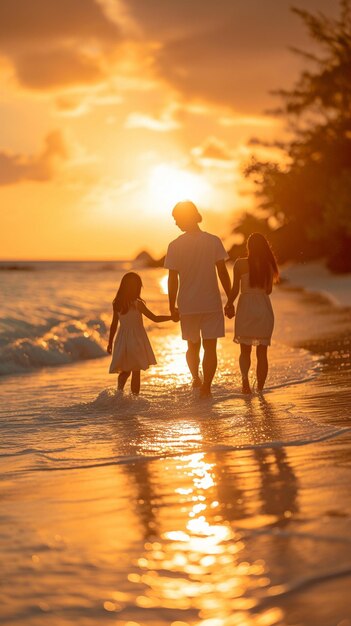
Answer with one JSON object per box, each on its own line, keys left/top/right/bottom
{"left": 148, "top": 164, "right": 210, "bottom": 212}
{"left": 159, "top": 273, "right": 168, "bottom": 295}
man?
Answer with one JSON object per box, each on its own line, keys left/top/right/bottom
{"left": 164, "top": 200, "right": 231, "bottom": 397}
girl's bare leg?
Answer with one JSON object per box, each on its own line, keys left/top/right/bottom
{"left": 239, "top": 344, "right": 252, "bottom": 394}
{"left": 118, "top": 371, "right": 130, "bottom": 390}
{"left": 131, "top": 370, "right": 141, "bottom": 395}
{"left": 256, "top": 345, "right": 268, "bottom": 391}
{"left": 186, "top": 340, "right": 202, "bottom": 387}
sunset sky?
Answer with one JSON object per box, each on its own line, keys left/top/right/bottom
{"left": 0, "top": 0, "right": 336, "bottom": 260}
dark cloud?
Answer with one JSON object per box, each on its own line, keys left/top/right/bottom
{"left": 0, "top": 0, "right": 122, "bottom": 90}
{"left": 0, "top": 0, "right": 339, "bottom": 107}
{"left": 14, "top": 49, "right": 104, "bottom": 90}
{"left": 126, "top": 0, "right": 338, "bottom": 112}
{"left": 0, "top": 131, "right": 68, "bottom": 185}
{"left": 126, "top": 0, "right": 336, "bottom": 45}
{"left": 124, "top": 0, "right": 237, "bottom": 38}
{"left": 0, "top": 0, "right": 119, "bottom": 43}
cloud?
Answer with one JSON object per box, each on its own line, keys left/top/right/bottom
{"left": 0, "top": 131, "right": 68, "bottom": 185}
{"left": 125, "top": 0, "right": 338, "bottom": 113}
{"left": 55, "top": 88, "right": 123, "bottom": 117}
{"left": 0, "top": 0, "right": 339, "bottom": 112}
{"left": 219, "top": 115, "right": 279, "bottom": 128}
{"left": 188, "top": 137, "right": 242, "bottom": 191}
{"left": 154, "top": 23, "right": 293, "bottom": 112}
{"left": 192, "top": 137, "right": 235, "bottom": 169}
{"left": 125, "top": 107, "right": 181, "bottom": 132}
{"left": 0, "top": 0, "right": 123, "bottom": 90}
{"left": 194, "top": 137, "right": 232, "bottom": 161}
{"left": 14, "top": 49, "right": 105, "bottom": 90}
{"left": 0, "top": 0, "right": 119, "bottom": 43}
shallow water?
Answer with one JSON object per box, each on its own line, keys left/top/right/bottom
{"left": 1, "top": 263, "right": 351, "bottom": 625}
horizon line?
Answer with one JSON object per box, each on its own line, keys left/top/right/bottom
{"left": 0, "top": 258, "right": 135, "bottom": 263}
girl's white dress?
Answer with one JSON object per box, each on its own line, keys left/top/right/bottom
{"left": 234, "top": 272, "right": 274, "bottom": 346}
{"left": 109, "top": 302, "right": 156, "bottom": 373}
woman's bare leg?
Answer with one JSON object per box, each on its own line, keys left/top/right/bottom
{"left": 118, "top": 371, "right": 130, "bottom": 390}
{"left": 239, "top": 344, "right": 252, "bottom": 394}
{"left": 256, "top": 345, "right": 268, "bottom": 391}
{"left": 131, "top": 370, "right": 141, "bottom": 395}
{"left": 186, "top": 340, "right": 202, "bottom": 387}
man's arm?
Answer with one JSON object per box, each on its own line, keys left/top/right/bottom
{"left": 168, "top": 269, "right": 179, "bottom": 319}
{"left": 216, "top": 259, "right": 231, "bottom": 298}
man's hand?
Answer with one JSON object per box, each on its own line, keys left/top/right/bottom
{"left": 224, "top": 302, "right": 235, "bottom": 319}
{"left": 171, "top": 307, "right": 180, "bottom": 322}
{"left": 107, "top": 343, "right": 112, "bottom": 354}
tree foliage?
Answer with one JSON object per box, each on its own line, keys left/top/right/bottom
{"left": 239, "top": 0, "right": 351, "bottom": 272}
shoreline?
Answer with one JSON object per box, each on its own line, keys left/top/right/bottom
{"left": 281, "top": 260, "right": 351, "bottom": 308}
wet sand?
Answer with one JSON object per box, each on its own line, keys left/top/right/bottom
{"left": 1, "top": 279, "right": 351, "bottom": 626}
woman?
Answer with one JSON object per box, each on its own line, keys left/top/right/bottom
{"left": 225, "top": 233, "right": 279, "bottom": 394}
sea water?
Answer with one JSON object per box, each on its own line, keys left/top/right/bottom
{"left": 1, "top": 262, "right": 351, "bottom": 625}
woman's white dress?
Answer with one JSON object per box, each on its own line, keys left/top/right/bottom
{"left": 109, "top": 303, "right": 156, "bottom": 372}
{"left": 234, "top": 272, "right": 274, "bottom": 346}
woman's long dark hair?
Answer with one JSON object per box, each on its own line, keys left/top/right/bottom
{"left": 247, "top": 233, "right": 279, "bottom": 289}
{"left": 113, "top": 272, "right": 143, "bottom": 314}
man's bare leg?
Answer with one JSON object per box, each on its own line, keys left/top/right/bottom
{"left": 200, "top": 338, "right": 217, "bottom": 397}
{"left": 186, "top": 340, "right": 202, "bottom": 387}
{"left": 239, "top": 344, "right": 252, "bottom": 394}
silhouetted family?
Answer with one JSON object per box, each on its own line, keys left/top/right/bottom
{"left": 108, "top": 200, "right": 279, "bottom": 397}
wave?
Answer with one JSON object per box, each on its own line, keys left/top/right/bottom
{"left": 24, "top": 424, "right": 349, "bottom": 474}
{"left": 0, "top": 316, "right": 107, "bottom": 376}
{"left": 255, "top": 563, "right": 351, "bottom": 606}
{"left": 9, "top": 387, "right": 349, "bottom": 474}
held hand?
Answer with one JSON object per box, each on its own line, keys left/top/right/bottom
{"left": 224, "top": 302, "right": 235, "bottom": 319}
{"left": 171, "top": 307, "right": 180, "bottom": 322}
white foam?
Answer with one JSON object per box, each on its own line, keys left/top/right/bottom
{"left": 0, "top": 318, "right": 107, "bottom": 375}
{"left": 282, "top": 261, "right": 351, "bottom": 307}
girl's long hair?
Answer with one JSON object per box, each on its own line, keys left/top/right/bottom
{"left": 247, "top": 233, "right": 279, "bottom": 289}
{"left": 113, "top": 272, "right": 143, "bottom": 314}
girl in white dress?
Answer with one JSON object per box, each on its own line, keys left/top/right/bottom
{"left": 225, "top": 233, "right": 279, "bottom": 394}
{"left": 107, "top": 272, "right": 173, "bottom": 395}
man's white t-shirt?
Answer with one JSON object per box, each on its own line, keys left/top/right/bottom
{"left": 164, "top": 231, "right": 229, "bottom": 315}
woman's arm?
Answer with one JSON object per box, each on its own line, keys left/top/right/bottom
{"left": 138, "top": 301, "right": 173, "bottom": 323}
{"left": 227, "top": 260, "right": 241, "bottom": 304}
{"left": 224, "top": 259, "right": 241, "bottom": 317}
{"left": 107, "top": 310, "right": 118, "bottom": 353}
{"left": 266, "top": 267, "right": 274, "bottom": 294}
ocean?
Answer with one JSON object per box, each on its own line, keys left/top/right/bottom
{"left": 1, "top": 261, "right": 351, "bottom": 625}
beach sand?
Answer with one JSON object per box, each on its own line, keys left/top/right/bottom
{"left": 1, "top": 265, "right": 351, "bottom": 626}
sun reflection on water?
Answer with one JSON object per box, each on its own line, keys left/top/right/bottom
{"left": 159, "top": 273, "right": 168, "bottom": 295}
{"left": 125, "top": 451, "right": 284, "bottom": 625}
{"left": 156, "top": 333, "right": 189, "bottom": 382}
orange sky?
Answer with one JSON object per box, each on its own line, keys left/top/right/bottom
{"left": 0, "top": 0, "right": 336, "bottom": 259}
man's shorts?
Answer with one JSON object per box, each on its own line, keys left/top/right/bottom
{"left": 180, "top": 311, "right": 225, "bottom": 343}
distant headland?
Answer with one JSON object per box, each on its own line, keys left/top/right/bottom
{"left": 133, "top": 251, "right": 166, "bottom": 268}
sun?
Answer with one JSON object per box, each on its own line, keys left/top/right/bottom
{"left": 148, "top": 164, "right": 211, "bottom": 212}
